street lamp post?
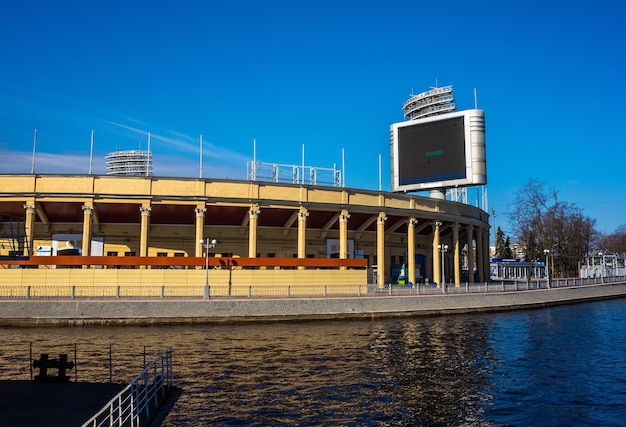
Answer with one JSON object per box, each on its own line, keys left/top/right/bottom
{"left": 438, "top": 244, "right": 449, "bottom": 292}
{"left": 598, "top": 251, "right": 605, "bottom": 284}
{"left": 543, "top": 249, "right": 550, "bottom": 288}
{"left": 199, "top": 238, "right": 217, "bottom": 299}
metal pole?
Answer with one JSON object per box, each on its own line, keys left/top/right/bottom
{"left": 439, "top": 244, "right": 448, "bottom": 291}
{"left": 29, "top": 342, "right": 33, "bottom": 381}
{"left": 89, "top": 130, "right": 94, "bottom": 175}
{"left": 547, "top": 252, "right": 550, "bottom": 288}
{"left": 602, "top": 254, "right": 605, "bottom": 284}
{"left": 441, "top": 245, "right": 446, "bottom": 286}
{"left": 228, "top": 261, "right": 232, "bottom": 296}
{"left": 544, "top": 249, "right": 551, "bottom": 289}
{"left": 109, "top": 344, "right": 113, "bottom": 383}
{"left": 201, "top": 238, "right": 216, "bottom": 299}
{"left": 31, "top": 129, "right": 37, "bottom": 174}
{"left": 440, "top": 246, "right": 445, "bottom": 291}
{"left": 204, "top": 245, "right": 209, "bottom": 299}
{"left": 74, "top": 343, "right": 77, "bottom": 382}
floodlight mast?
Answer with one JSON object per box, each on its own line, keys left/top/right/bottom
{"left": 402, "top": 85, "right": 456, "bottom": 121}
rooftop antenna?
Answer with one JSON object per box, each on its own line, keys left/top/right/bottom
{"left": 341, "top": 147, "right": 345, "bottom": 187}
{"left": 474, "top": 87, "right": 478, "bottom": 109}
{"left": 252, "top": 138, "right": 257, "bottom": 181}
{"left": 301, "top": 144, "right": 305, "bottom": 185}
{"left": 199, "top": 134, "right": 203, "bottom": 178}
{"left": 89, "top": 129, "right": 94, "bottom": 175}
{"left": 378, "top": 153, "right": 382, "bottom": 191}
{"left": 146, "top": 132, "right": 151, "bottom": 176}
{"left": 31, "top": 128, "right": 37, "bottom": 174}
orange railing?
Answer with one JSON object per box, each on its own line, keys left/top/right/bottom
{"left": 1, "top": 256, "right": 368, "bottom": 269}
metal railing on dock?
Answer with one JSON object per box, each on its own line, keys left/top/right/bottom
{"left": 0, "top": 342, "right": 174, "bottom": 427}
{"left": 82, "top": 346, "right": 173, "bottom": 427}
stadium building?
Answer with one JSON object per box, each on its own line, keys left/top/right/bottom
{"left": 0, "top": 174, "right": 489, "bottom": 291}
{"left": 0, "top": 86, "right": 490, "bottom": 295}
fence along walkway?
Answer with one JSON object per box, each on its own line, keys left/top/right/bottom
{"left": 1, "top": 275, "right": 625, "bottom": 299}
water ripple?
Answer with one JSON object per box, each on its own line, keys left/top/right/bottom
{"left": 2, "top": 298, "right": 626, "bottom": 425}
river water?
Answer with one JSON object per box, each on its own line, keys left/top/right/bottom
{"left": 2, "top": 298, "right": 626, "bottom": 426}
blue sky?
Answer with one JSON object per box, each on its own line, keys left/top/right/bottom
{"left": 1, "top": 1, "right": 625, "bottom": 236}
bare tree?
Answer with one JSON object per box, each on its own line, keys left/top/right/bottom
{"left": 509, "top": 178, "right": 598, "bottom": 279}
{"left": 599, "top": 225, "right": 626, "bottom": 253}
{"left": 555, "top": 204, "right": 596, "bottom": 277}
{"left": 509, "top": 179, "right": 554, "bottom": 281}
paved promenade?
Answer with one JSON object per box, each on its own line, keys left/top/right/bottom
{"left": 0, "top": 380, "right": 125, "bottom": 427}
{"left": 1, "top": 282, "right": 625, "bottom": 326}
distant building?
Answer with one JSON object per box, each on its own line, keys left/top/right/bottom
{"left": 580, "top": 250, "right": 626, "bottom": 279}
{"left": 490, "top": 258, "right": 546, "bottom": 280}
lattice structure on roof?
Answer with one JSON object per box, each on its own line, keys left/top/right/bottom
{"left": 402, "top": 85, "right": 456, "bottom": 121}
{"left": 105, "top": 150, "right": 153, "bottom": 176}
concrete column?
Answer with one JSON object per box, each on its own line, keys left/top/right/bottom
{"left": 139, "top": 206, "right": 151, "bottom": 258}
{"left": 81, "top": 205, "right": 94, "bottom": 260}
{"left": 297, "top": 207, "right": 308, "bottom": 260}
{"left": 432, "top": 221, "right": 442, "bottom": 288}
{"left": 452, "top": 222, "right": 461, "bottom": 287}
{"left": 339, "top": 209, "right": 350, "bottom": 259}
{"left": 466, "top": 225, "right": 474, "bottom": 283}
{"left": 339, "top": 210, "right": 350, "bottom": 271}
{"left": 376, "top": 212, "right": 387, "bottom": 287}
{"left": 22, "top": 203, "right": 36, "bottom": 257}
{"left": 407, "top": 218, "right": 417, "bottom": 287}
{"left": 248, "top": 205, "right": 260, "bottom": 258}
{"left": 476, "top": 228, "right": 484, "bottom": 282}
{"left": 194, "top": 207, "right": 206, "bottom": 257}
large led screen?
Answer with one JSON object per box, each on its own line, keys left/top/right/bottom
{"left": 391, "top": 109, "right": 486, "bottom": 192}
{"left": 397, "top": 115, "right": 466, "bottom": 185}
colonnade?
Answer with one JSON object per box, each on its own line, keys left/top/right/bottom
{"left": 22, "top": 201, "right": 490, "bottom": 286}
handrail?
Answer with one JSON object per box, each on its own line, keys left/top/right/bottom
{"left": 0, "top": 341, "right": 173, "bottom": 426}
{"left": 81, "top": 346, "right": 173, "bottom": 427}
{"left": 1, "top": 276, "right": 625, "bottom": 300}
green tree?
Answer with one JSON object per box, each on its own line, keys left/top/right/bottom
{"left": 503, "top": 236, "right": 513, "bottom": 258}
{"left": 494, "top": 227, "right": 506, "bottom": 257}
{"left": 494, "top": 227, "right": 514, "bottom": 258}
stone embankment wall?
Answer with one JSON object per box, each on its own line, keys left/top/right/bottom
{"left": 1, "top": 283, "right": 625, "bottom": 326}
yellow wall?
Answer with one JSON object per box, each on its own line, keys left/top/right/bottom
{"left": 0, "top": 268, "right": 367, "bottom": 297}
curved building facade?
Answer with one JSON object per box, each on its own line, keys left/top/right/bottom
{"left": 0, "top": 174, "right": 490, "bottom": 286}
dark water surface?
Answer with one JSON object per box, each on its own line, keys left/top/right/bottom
{"left": 2, "top": 298, "right": 626, "bottom": 426}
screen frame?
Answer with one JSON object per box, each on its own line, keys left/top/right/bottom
{"left": 390, "top": 109, "right": 485, "bottom": 192}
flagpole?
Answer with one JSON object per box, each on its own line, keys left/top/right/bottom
{"left": 89, "top": 130, "right": 94, "bottom": 175}
{"left": 31, "top": 129, "right": 37, "bottom": 174}
{"left": 199, "top": 134, "right": 203, "bottom": 178}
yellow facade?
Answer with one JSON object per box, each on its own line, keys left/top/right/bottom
{"left": 0, "top": 174, "right": 491, "bottom": 289}
{"left": 0, "top": 268, "right": 365, "bottom": 297}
